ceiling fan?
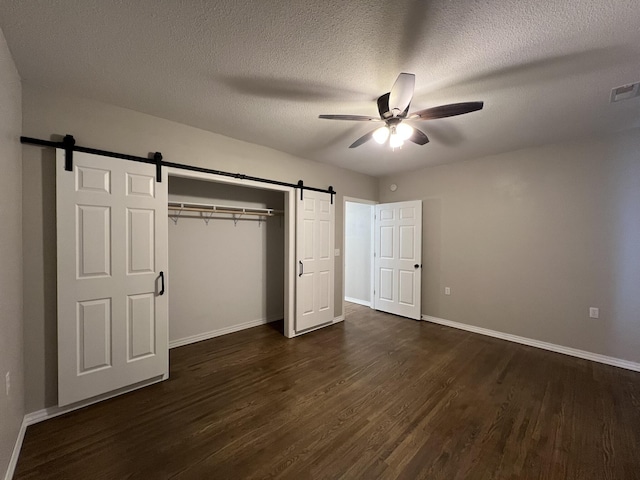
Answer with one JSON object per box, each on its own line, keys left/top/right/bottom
{"left": 318, "top": 73, "right": 484, "bottom": 149}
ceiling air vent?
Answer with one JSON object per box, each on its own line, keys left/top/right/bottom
{"left": 610, "top": 81, "right": 640, "bottom": 103}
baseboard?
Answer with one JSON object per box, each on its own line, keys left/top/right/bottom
{"left": 422, "top": 315, "right": 640, "bottom": 372}
{"left": 169, "top": 314, "right": 282, "bottom": 349}
{"left": 4, "top": 417, "right": 27, "bottom": 480}
{"left": 23, "top": 375, "right": 165, "bottom": 428}
{"left": 344, "top": 297, "right": 371, "bottom": 307}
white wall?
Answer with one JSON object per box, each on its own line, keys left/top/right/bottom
{"left": 379, "top": 128, "right": 640, "bottom": 364}
{"left": 168, "top": 177, "right": 284, "bottom": 343}
{"left": 344, "top": 201, "right": 372, "bottom": 305}
{"left": 0, "top": 28, "right": 23, "bottom": 479}
{"left": 21, "top": 85, "right": 378, "bottom": 413}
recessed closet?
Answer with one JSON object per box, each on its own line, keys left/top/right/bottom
{"left": 167, "top": 176, "right": 285, "bottom": 347}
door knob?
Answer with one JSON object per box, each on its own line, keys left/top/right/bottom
{"left": 414, "top": 264, "right": 420, "bottom": 269}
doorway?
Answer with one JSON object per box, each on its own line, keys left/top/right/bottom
{"left": 343, "top": 198, "right": 375, "bottom": 309}
{"left": 344, "top": 198, "right": 423, "bottom": 321}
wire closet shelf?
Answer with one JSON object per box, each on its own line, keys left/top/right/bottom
{"left": 168, "top": 201, "right": 284, "bottom": 226}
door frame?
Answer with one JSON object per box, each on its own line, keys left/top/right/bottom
{"left": 165, "top": 167, "right": 297, "bottom": 338}
{"left": 343, "top": 196, "right": 376, "bottom": 314}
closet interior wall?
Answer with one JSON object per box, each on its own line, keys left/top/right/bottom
{"left": 168, "top": 176, "right": 285, "bottom": 345}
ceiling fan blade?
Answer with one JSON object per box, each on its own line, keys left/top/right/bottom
{"left": 349, "top": 129, "right": 377, "bottom": 148}
{"left": 318, "top": 114, "right": 380, "bottom": 121}
{"left": 377, "top": 93, "right": 391, "bottom": 119}
{"left": 388, "top": 73, "right": 415, "bottom": 114}
{"left": 410, "top": 101, "right": 484, "bottom": 120}
{"left": 408, "top": 127, "right": 429, "bottom": 145}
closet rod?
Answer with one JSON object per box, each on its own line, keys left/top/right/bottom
{"left": 168, "top": 203, "right": 282, "bottom": 216}
{"left": 19, "top": 135, "right": 336, "bottom": 202}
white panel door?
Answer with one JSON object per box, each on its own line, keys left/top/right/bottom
{"left": 296, "top": 190, "right": 334, "bottom": 332}
{"left": 374, "top": 200, "right": 422, "bottom": 320}
{"left": 56, "top": 150, "right": 168, "bottom": 406}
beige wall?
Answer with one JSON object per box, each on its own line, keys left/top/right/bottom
{"left": 0, "top": 28, "right": 23, "bottom": 478}
{"left": 379, "top": 128, "right": 640, "bottom": 363}
{"left": 21, "top": 84, "right": 378, "bottom": 413}
{"left": 168, "top": 177, "right": 285, "bottom": 342}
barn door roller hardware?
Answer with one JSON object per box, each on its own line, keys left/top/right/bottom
{"left": 297, "top": 180, "right": 335, "bottom": 204}
{"left": 23, "top": 135, "right": 164, "bottom": 181}
{"left": 62, "top": 134, "right": 75, "bottom": 172}
{"left": 20, "top": 135, "right": 337, "bottom": 199}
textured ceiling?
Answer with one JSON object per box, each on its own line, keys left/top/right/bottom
{"left": 1, "top": 0, "right": 639, "bottom": 176}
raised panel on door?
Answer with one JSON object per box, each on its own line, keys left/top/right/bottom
{"left": 399, "top": 206, "right": 416, "bottom": 219}
{"left": 76, "top": 205, "right": 111, "bottom": 278}
{"left": 319, "top": 220, "right": 330, "bottom": 259}
{"left": 57, "top": 149, "right": 168, "bottom": 406}
{"left": 398, "top": 270, "right": 415, "bottom": 306}
{"left": 126, "top": 173, "right": 155, "bottom": 198}
{"left": 380, "top": 226, "right": 394, "bottom": 259}
{"left": 380, "top": 208, "right": 394, "bottom": 221}
{"left": 318, "top": 271, "right": 330, "bottom": 312}
{"left": 303, "top": 219, "right": 314, "bottom": 260}
{"left": 76, "top": 166, "right": 111, "bottom": 194}
{"left": 399, "top": 225, "right": 415, "bottom": 260}
{"left": 127, "top": 208, "right": 155, "bottom": 274}
{"left": 301, "top": 273, "right": 314, "bottom": 315}
{"left": 379, "top": 268, "right": 394, "bottom": 302}
{"left": 77, "top": 298, "right": 112, "bottom": 374}
{"left": 127, "top": 293, "right": 156, "bottom": 360}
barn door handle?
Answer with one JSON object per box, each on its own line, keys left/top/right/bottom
{"left": 159, "top": 271, "right": 165, "bottom": 295}
{"left": 299, "top": 261, "right": 304, "bottom": 277}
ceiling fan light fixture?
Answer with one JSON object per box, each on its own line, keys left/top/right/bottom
{"left": 373, "top": 126, "right": 390, "bottom": 144}
{"left": 396, "top": 123, "right": 414, "bottom": 141}
{"left": 389, "top": 133, "right": 404, "bottom": 149}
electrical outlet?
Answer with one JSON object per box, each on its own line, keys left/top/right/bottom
{"left": 5, "top": 372, "right": 10, "bottom": 396}
{"left": 589, "top": 307, "right": 599, "bottom": 319}
{"left": 444, "top": 287, "right": 451, "bottom": 295}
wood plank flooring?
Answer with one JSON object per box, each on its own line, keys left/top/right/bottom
{"left": 15, "top": 303, "right": 640, "bottom": 479}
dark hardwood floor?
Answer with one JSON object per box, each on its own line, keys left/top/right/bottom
{"left": 15, "top": 303, "right": 640, "bottom": 479}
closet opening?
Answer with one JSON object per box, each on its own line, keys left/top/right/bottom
{"left": 166, "top": 167, "right": 296, "bottom": 347}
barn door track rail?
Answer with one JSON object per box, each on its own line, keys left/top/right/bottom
{"left": 20, "top": 134, "right": 336, "bottom": 203}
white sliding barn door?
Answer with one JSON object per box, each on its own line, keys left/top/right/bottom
{"left": 374, "top": 201, "right": 422, "bottom": 320}
{"left": 56, "top": 150, "right": 168, "bottom": 406}
{"left": 296, "top": 190, "right": 334, "bottom": 332}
